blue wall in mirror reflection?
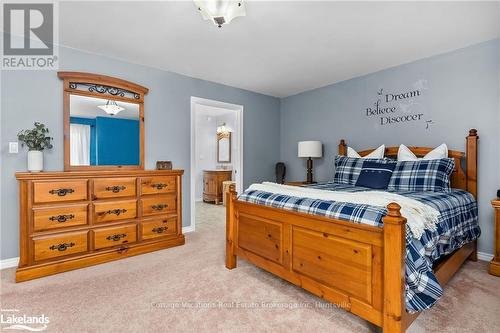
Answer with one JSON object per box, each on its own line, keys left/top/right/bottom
{"left": 70, "top": 116, "right": 139, "bottom": 165}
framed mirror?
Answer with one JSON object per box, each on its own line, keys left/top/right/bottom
{"left": 217, "top": 132, "right": 231, "bottom": 163}
{"left": 58, "top": 72, "right": 148, "bottom": 170}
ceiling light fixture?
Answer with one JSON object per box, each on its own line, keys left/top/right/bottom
{"left": 194, "top": 0, "right": 246, "bottom": 28}
{"left": 217, "top": 122, "right": 231, "bottom": 133}
{"left": 97, "top": 100, "right": 125, "bottom": 116}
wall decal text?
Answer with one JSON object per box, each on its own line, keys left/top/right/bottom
{"left": 365, "top": 81, "right": 432, "bottom": 129}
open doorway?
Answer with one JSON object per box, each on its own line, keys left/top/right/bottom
{"left": 190, "top": 97, "right": 243, "bottom": 231}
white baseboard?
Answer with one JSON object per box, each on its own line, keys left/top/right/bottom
{"left": 182, "top": 225, "right": 195, "bottom": 233}
{"left": 477, "top": 251, "right": 494, "bottom": 262}
{"left": 0, "top": 257, "right": 19, "bottom": 270}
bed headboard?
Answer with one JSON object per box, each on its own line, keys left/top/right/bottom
{"left": 338, "top": 129, "right": 478, "bottom": 198}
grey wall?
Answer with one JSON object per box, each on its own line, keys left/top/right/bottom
{"left": 280, "top": 38, "right": 500, "bottom": 255}
{"left": 0, "top": 46, "right": 281, "bottom": 260}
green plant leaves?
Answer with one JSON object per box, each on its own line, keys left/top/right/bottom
{"left": 17, "top": 122, "right": 53, "bottom": 151}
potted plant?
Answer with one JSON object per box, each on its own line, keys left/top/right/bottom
{"left": 17, "top": 122, "right": 53, "bottom": 172}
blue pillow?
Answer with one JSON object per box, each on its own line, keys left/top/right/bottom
{"left": 355, "top": 160, "right": 397, "bottom": 189}
{"left": 333, "top": 155, "right": 393, "bottom": 185}
{"left": 387, "top": 158, "right": 455, "bottom": 192}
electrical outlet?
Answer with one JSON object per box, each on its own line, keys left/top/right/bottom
{"left": 9, "top": 142, "right": 18, "bottom": 154}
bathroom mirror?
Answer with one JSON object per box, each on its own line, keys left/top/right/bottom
{"left": 59, "top": 72, "right": 148, "bottom": 170}
{"left": 217, "top": 132, "right": 231, "bottom": 163}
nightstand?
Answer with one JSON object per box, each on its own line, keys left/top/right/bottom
{"left": 490, "top": 199, "right": 500, "bottom": 276}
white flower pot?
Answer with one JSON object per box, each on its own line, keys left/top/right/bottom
{"left": 27, "top": 150, "right": 43, "bottom": 172}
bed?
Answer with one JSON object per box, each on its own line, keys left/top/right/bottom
{"left": 225, "top": 129, "right": 479, "bottom": 333}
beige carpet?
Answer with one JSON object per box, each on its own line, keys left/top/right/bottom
{"left": 1, "top": 202, "right": 499, "bottom": 333}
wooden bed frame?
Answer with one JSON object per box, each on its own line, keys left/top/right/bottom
{"left": 225, "top": 129, "right": 478, "bottom": 333}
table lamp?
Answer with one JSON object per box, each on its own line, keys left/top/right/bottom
{"left": 298, "top": 141, "right": 322, "bottom": 184}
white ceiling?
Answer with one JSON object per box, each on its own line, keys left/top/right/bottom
{"left": 70, "top": 95, "right": 139, "bottom": 120}
{"left": 60, "top": 1, "right": 500, "bottom": 98}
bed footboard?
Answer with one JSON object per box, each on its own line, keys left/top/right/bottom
{"left": 225, "top": 184, "right": 407, "bottom": 332}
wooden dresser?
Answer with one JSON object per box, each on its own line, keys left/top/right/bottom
{"left": 15, "top": 170, "right": 184, "bottom": 282}
{"left": 203, "top": 170, "right": 232, "bottom": 204}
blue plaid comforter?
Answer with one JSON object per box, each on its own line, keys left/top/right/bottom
{"left": 238, "top": 183, "right": 480, "bottom": 313}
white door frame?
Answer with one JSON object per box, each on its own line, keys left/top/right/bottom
{"left": 189, "top": 96, "right": 244, "bottom": 232}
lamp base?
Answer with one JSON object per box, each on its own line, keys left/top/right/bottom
{"left": 306, "top": 157, "right": 314, "bottom": 183}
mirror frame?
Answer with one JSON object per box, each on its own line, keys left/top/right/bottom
{"left": 58, "top": 72, "right": 148, "bottom": 171}
{"left": 217, "top": 132, "right": 231, "bottom": 163}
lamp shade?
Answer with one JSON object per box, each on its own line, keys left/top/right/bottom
{"left": 298, "top": 141, "right": 322, "bottom": 158}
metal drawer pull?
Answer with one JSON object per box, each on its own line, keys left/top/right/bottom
{"left": 49, "top": 214, "right": 75, "bottom": 223}
{"left": 49, "top": 242, "right": 75, "bottom": 252}
{"left": 151, "top": 183, "right": 168, "bottom": 190}
{"left": 152, "top": 226, "right": 168, "bottom": 234}
{"left": 49, "top": 188, "right": 75, "bottom": 196}
{"left": 106, "top": 233, "right": 127, "bottom": 242}
{"left": 105, "top": 185, "right": 126, "bottom": 193}
{"left": 151, "top": 204, "right": 168, "bottom": 211}
{"left": 104, "top": 209, "right": 127, "bottom": 216}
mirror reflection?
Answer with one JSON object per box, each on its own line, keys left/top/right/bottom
{"left": 217, "top": 132, "right": 231, "bottom": 163}
{"left": 69, "top": 95, "right": 140, "bottom": 166}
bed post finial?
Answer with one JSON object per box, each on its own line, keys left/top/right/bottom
{"left": 226, "top": 183, "right": 238, "bottom": 269}
{"left": 383, "top": 202, "right": 406, "bottom": 333}
{"left": 386, "top": 203, "right": 403, "bottom": 219}
{"left": 469, "top": 128, "right": 477, "bottom": 136}
{"left": 339, "top": 139, "right": 347, "bottom": 156}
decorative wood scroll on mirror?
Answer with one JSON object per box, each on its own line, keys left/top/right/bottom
{"left": 58, "top": 72, "right": 149, "bottom": 171}
{"left": 217, "top": 132, "right": 231, "bottom": 163}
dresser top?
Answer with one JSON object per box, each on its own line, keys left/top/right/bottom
{"left": 16, "top": 169, "right": 184, "bottom": 180}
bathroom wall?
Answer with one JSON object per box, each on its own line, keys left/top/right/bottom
{"left": 194, "top": 109, "right": 218, "bottom": 201}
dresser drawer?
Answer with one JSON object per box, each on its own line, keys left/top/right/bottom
{"left": 94, "top": 200, "right": 137, "bottom": 223}
{"left": 141, "top": 195, "right": 176, "bottom": 216}
{"left": 33, "top": 180, "right": 88, "bottom": 204}
{"left": 93, "top": 178, "right": 136, "bottom": 199}
{"left": 141, "top": 217, "right": 177, "bottom": 240}
{"left": 93, "top": 224, "right": 137, "bottom": 250}
{"left": 33, "top": 231, "right": 88, "bottom": 261}
{"left": 141, "top": 177, "right": 176, "bottom": 195}
{"left": 33, "top": 204, "right": 88, "bottom": 232}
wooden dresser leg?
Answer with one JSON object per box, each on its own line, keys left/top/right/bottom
{"left": 226, "top": 184, "right": 237, "bottom": 269}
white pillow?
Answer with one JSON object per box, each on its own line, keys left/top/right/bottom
{"left": 397, "top": 143, "right": 448, "bottom": 161}
{"left": 347, "top": 144, "right": 385, "bottom": 159}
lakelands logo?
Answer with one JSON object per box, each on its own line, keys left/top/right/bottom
{"left": 2, "top": 2, "right": 59, "bottom": 70}
{"left": 1, "top": 309, "right": 49, "bottom": 331}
